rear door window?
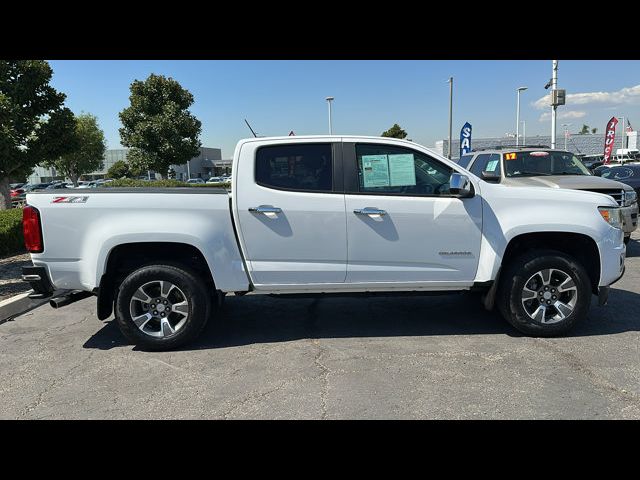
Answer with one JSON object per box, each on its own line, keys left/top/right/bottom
{"left": 255, "top": 143, "right": 333, "bottom": 192}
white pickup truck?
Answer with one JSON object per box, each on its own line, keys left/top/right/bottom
{"left": 22, "top": 136, "right": 626, "bottom": 350}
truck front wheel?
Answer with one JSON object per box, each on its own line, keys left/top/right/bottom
{"left": 114, "top": 264, "right": 211, "bottom": 351}
{"left": 497, "top": 250, "right": 591, "bottom": 336}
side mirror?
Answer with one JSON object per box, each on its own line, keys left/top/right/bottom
{"left": 449, "top": 172, "right": 474, "bottom": 198}
{"left": 481, "top": 170, "right": 501, "bottom": 182}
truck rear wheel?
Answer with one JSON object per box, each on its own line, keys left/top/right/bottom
{"left": 497, "top": 250, "right": 591, "bottom": 336}
{"left": 114, "top": 264, "right": 211, "bottom": 351}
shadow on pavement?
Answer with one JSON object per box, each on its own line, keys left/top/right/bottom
{"left": 625, "top": 237, "right": 639, "bottom": 258}
{"left": 83, "top": 286, "right": 640, "bottom": 351}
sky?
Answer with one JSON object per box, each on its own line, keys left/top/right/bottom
{"left": 48, "top": 60, "right": 640, "bottom": 158}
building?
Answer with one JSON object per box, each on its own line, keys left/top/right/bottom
{"left": 434, "top": 132, "right": 636, "bottom": 160}
{"left": 27, "top": 147, "right": 226, "bottom": 184}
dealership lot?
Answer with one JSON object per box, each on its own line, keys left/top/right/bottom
{"left": 0, "top": 232, "right": 638, "bottom": 419}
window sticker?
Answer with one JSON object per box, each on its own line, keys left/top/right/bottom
{"left": 505, "top": 153, "right": 517, "bottom": 160}
{"left": 362, "top": 155, "right": 390, "bottom": 187}
{"left": 485, "top": 159, "right": 499, "bottom": 172}
{"left": 388, "top": 154, "right": 416, "bottom": 186}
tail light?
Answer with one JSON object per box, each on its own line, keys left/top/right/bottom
{"left": 23, "top": 206, "right": 44, "bottom": 253}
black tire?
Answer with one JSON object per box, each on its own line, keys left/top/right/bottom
{"left": 497, "top": 249, "right": 591, "bottom": 337}
{"left": 114, "top": 264, "right": 211, "bottom": 351}
{"left": 624, "top": 236, "right": 630, "bottom": 245}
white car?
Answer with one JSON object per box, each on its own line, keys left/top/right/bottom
{"left": 186, "top": 178, "right": 205, "bottom": 184}
{"left": 22, "top": 136, "right": 626, "bottom": 350}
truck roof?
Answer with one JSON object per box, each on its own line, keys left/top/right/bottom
{"left": 236, "top": 135, "right": 440, "bottom": 155}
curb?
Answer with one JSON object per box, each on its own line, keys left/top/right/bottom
{"left": 0, "top": 291, "right": 50, "bottom": 325}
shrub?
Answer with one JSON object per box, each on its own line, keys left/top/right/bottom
{"left": 104, "top": 178, "right": 230, "bottom": 188}
{"left": 0, "top": 208, "right": 25, "bottom": 257}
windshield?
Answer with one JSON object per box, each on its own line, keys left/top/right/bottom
{"left": 504, "top": 151, "right": 592, "bottom": 177}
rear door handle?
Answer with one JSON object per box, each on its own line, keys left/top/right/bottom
{"left": 249, "top": 205, "right": 282, "bottom": 214}
{"left": 354, "top": 207, "right": 387, "bottom": 216}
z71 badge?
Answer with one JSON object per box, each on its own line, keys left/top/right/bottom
{"left": 51, "top": 196, "right": 89, "bottom": 204}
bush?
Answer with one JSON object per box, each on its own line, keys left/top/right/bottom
{"left": 0, "top": 208, "right": 25, "bottom": 257}
{"left": 104, "top": 178, "right": 230, "bottom": 188}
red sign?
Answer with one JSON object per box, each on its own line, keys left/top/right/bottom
{"left": 603, "top": 117, "right": 618, "bottom": 164}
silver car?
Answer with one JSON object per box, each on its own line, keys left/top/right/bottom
{"left": 458, "top": 147, "right": 638, "bottom": 244}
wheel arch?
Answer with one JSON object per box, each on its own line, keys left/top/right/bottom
{"left": 483, "top": 231, "right": 600, "bottom": 311}
{"left": 501, "top": 232, "right": 600, "bottom": 295}
{"left": 96, "top": 242, "right": 216, "bottom": 320}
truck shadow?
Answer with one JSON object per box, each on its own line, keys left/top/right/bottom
{"left": 83, "top": 288, "right": 640, "bottom": 351}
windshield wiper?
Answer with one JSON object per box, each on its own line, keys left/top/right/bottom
{"left": 509, "top": 171, "right": 553, "bottom": 177}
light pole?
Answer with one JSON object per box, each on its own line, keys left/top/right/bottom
{"left": 551, "top": 60, "right": 558, "bottom": 149}
{"left": 326, "top": 96, "right": 334, "bottom": 135}
{"left": 516, "top": 86, "right": 528, "bottom": 147}
{"left": 562, "top": 123, "right": 571, "bottom": 150}
{"left": 447, "top": 77, "right": 453, "bottom": 159}
{"left": 521, "top": 120, "right": 526, "bottom": 145}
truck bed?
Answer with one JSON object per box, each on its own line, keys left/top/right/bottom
{"left": 26, "top": 188, "right": 249, "bottom": 293}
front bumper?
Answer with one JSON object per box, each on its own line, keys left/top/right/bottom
{"left": 621, "top": 202, "right": 638, "bottom": 235}
{"left": 598, "top": 265, "right": 625, "bottom": 306}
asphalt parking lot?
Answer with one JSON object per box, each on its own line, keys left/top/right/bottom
{"left": 1, "top": 232, "right": 639, "bottom": 419}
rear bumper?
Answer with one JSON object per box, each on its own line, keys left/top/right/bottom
{"left": 21, "top": 266, "right": 55, "bottom": 299}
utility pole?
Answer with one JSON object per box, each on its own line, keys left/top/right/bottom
{"left": 447, "top": 77, "right": 453, "bottom": 159}
{"left": 551, "top": 60, "right": 558, "bottom": 149}
{"left": 516, "top": 87, "right": 527, "bottom": 147}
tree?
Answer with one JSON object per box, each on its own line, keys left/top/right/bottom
{"left": 107, "top": 160, "right": 130, "bottom": 179}
{"left": 579, "top": 124, "right": 590, "bottom": 135}
{"left": 381, "top": 123, "right": 408, "bottom": 139}
{"left": 119, "top": 74, "right": 202, "bottom": 178}
{"left": 43, "top": 113, "right": 106, "bottom": 186}
{"left": 0, "top": 60, "right": 76, "bottom": 209}
{"left": 592, "top": 127, "right": 598, "bottom": 134}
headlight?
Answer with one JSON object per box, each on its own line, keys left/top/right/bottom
{"left": 598, "top": 207, "right": 623, "bottom": 229}
{"left": 624, "top": 190, "right": 637, "bottom": 206}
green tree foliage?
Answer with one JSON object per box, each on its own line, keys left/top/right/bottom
{"left": 43, "top": 113, "right": 106, "bottom": 186}
{"left": 579, "top": 124, "right": 590, "bottom": 134}
{"left": 107, "top": 160, "right": 130, "bottom": 179}
{"left": 591, "top": 127, "right": 598, "bottom": 134}
{"left": 0, "top": 209, "right": 24, "bottom": 256}
{"left": 381, "top": 123, "right": 408, "bottom": 139}
{"left": 0, "top": 60, "right": 76, "bottom": 209}
{"left": 119, "top": 74, "right": 202, "bottom": 178}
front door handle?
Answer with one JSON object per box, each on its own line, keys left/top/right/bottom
{"left": 249, "top": 205, "right": 282, "bottom": 214}
{"left": 354, "top": 207, "right": 387, "bottom": 216}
